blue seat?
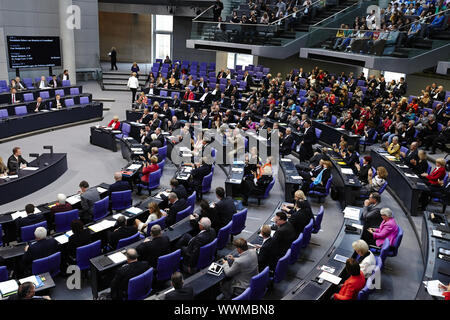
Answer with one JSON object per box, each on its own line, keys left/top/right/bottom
{"left": 65, "top": 98, "right": 75, "bottom": 107}
{"left": 76, "top": 240, "right": 101, "bottom": 271}
{"left": 157, "top": 159, "right": 165, "bottom": 172}
{"left": 370, "top": 238, "right": 391, "bottom": 267}
{"left": 249, "top": 266, "right": 270, "bottom": 300}
{"left": 0, "top": 265, "right": 7, "bottom": 282}
{"left": 289, "top": 233, "right": 303, "bottom": 264}
{"left": 330, "top": 115, "right": 337, "bottom": 125}
{"left": 116, "top": 122, "right": 131, "bottom": 139}
{"left": 21, "top": 221, "right": 47, "bottom": 242}
{"left": 55, "top": 89, "right": 65, "bottom": 97}
{"left": 272, "top": 249, "right": 291, "bottom": 283}
{"left": 156, "top": 249, "right": 181, "bottom": 282}
{"left": 186, "top": 191, "right": 196, "bottom": 211}
{"left": 308, "top": 175, "right": 333, "bottom": 202}
{"left": 111, "top": 190, "right": 132, "bottom": 211}
{"left": 216, "top": 221, "right": 233, "bottom": 250}
{"left": 140, "top": 169, "right": 162, "bottom": 195}
{"left": 361, "top": 131, "right": 378, "bottom": 152}
{"left": 32, "top": 252, "right": 61, "bottom": 277}
{"left": 315, "top": 128, "right": 322, "bottom": 139}
{"left": 300, "top": 219, "right": 314, "bottom": 248}
{"left": 160, "top": 90, "right": 168, "bottom": 97}
{"left": 232, "top": 287, "right": 251, "bottom": 300}
{"left": 127, "top": 267, "right": 153, "bottom": 300}
{"left": 357, "top": 271, "right": 376, "bottom": 300}
{"left": 400, "top": 146, "right": 408, "bottom": 155}
{"left": 14, "top": 106, "right": 27, "bottom": 116}
{"left": 146, "top": 216, "right": 167, "bottom": 237}
{"left": 158, "top": 145, "right": 167, "bottom": 160}
{"left": 253, "top": 178, "right": 275, "bottom": 205}
{"left": 55, "top": 209, "right": 79, "bottom": 233}
{"left": 199, "top": 172, "right": 213, "bottom": 199}
{"left": 62, "top": 80, "right": 71, "bottom": 87}
{"left": 0, "top": 109, "right": 8, "bottom": 118}
{"left": 196, "top": 238, "right": 217, "bottom": 270}
{"left": 231, "top": 208, "right": 247, "bottom": 237}
{"left": 312, "top": 206, "right": 324, "bottom": 233}
{"left": 93, "top": 196, "right": 110, "bottom": 221}
{"left": 175, "top": 205, "right": 192, "bottom": 223}
{"left": 116, "top": 232, "right": 140, "bottom": 250}
{"left": 40, "top": 91, "right": 50, "bottom": 99}
{"left": 80, "top": 96, "right": 90, "bottom": 104}
{"left": 70, "top": 87, "right": 79, "bottom": 95}
{"left": 23, "top": 93, "right": 34, "bottom": 102}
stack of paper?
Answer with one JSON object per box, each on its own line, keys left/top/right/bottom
{"left": 291, "top": 176, "right": 302, "bottom": 180}
{"left": 424, "top": 280, "right": 445, "bottom": 297}
{"left": 155, "top": 191, "right": 170, "bottom": 199}
{"left": 229, "top": 178, "right": 242, "bottom": 183}
{"left": 183, "top": 167, "right": 193, "bottom": 173}
{"left": 343, "top": 207, "right": 361, "bottom": 221}
{"left": 351, "top": 223, "right": 363, "bottom": 230}
{"left": 19, "top": 275, "right": 42, "bottom": 288}
{"left": 127, "top": 164, "right": 141, "bottom": 170}
{"left": 112, "top": 130, "right": 121, "bottom": 134}
{"left": 11, "top": 211, "right": 28, "bottom": 220}
{"left": 341, "top": 168, "right": 354, "bottom": 175}
{"left": 179, "top": 147, "right": 191, "bottom": 152}
{"left": 55, "top": 234, "right": 70, "bottom": 244}
{"left": 0, "top": 280, "right": 18, "bottom": 298}
{"left": 112, "top": 214, "right": 125, "bottom": 220}
{"left": 232, "top": 168, "right": 243, "bottom": 173}
{"left": 280, "top": 158, "right": 292, "bottom": 162}
{"left": 89, "top": 220, "right": 116, "bottom": 233}
{"left": 97, "top": 187, "right": 107, "bottom": 193}
{"left": 319, "top": 271, "right": 342, "bottom": 285}
{"left": 108, "top": 252, "right": 127, "bottom": 264}
{"left": 66, "top": 194, "right": 81, "bottom": 205}
{"left": 334, "top": 254, "right": 349, "bottom": 263}
{"left": 405, "top": 173, "right": 418, "bottom": 178}
{"left": 7, "top": 175, "right": 18, "bottom": 179}
{"left": 126, "top": 207, "right": 143, "bottom": 215}
{"left": 21, "top": 167, "right": 39, "bottom": 171}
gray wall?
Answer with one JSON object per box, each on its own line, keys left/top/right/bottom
{"left": 172, "top": 16, "right": 215, "bottom": 64}
{"left": 0, "top": 0, "right": 100, "bottom": 81}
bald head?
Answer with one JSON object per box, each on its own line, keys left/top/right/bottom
{"left": 114, "top": 172, "right": 122, "bottom": 181}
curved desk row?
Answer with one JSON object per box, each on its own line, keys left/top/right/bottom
{"left": 0, "top": 102, "right": 102, "bottom": 141}
{"left": 0, "top": 85, "right": 83, "bottom": 105}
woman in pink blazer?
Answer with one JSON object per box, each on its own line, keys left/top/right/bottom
{"left": 367, "top": 208, "right": 399, "bottom": 247}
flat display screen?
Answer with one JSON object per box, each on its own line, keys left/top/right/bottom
{"left": 7, "top": 36, "right": 62, "bottom": 68}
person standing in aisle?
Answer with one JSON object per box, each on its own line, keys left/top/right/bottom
{"left": 127, "top": 72, "right": 139, "bottom": 104}
{"left": 110, "top": 47, "right": 118, "bottom": 70}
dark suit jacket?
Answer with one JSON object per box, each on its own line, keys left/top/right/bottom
{"left": 258, "top": 237, "right": 278, "bottom": 271}
{"left": 108, "top": 226, "right": 138, "bottom": 249}
{"left": 7, "top": 155, "right": 28, "bottom": 173}
{"left": 215, "top": 197, "right": 236, "bottom": 229}
{"left": 183, "top": 229, "right": 216, "bottom": 268}
{"left": 33, "top": 101, "right": 48, "bottom": 111}
{"left": 173, "top": 185, "right": 188, "bottom": 200}
{"left": 272, "top": 221, "right": 296, "bottom": 259}
{"left": 166, "top": 198, "right": 187, "bottom": 226}
{"left": 110, "top": 260, "right": 149, "bottom": 300}
{"left": 136, "top": 235, "right": 171, "bottom": 268}
{"left": 22, "top": 238, "right": 59, "bottom": 269}
{"left": 165, "top": 286, "right": 194, "bottom": 300}
{"left": 280, "top": 134, "right": 294, "bottom": 156}
{"left": 300, "top": 127, "right": 316, "bottom": 160}
{"left": 191, "top": 164, "right": 212, "bottom": 187}
{"left": 67, "top": 229, "right": 92, "bottom": 258}
{"left": 109, "top": 180, "right": 131, "bottom": 195}
{"left": 288, "top": 201, "right": 314, "bottom": 236}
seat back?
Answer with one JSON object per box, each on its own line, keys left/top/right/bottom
{"left": 357, "top": 272, "right": 375, "bottom": 300}
{"left": 378, "top": 181, "right": 388, "bottom": 194}
{"left": 148, "top": 169, "right": 162, "bottom": 190}
{"left": 249, "top": 266, "right": 270, "bottom": 300}
{"left": 111, "top": 190, "right": 132, "bottom": 211}
{"left": 186, "top": 191, "right": 196, "bottom": 209}
{"left": 400, "top": 146, "right": 408, "bottom": 155}
{"left": 32, "top": 252, "right": 61, "bottom": 277}
{"left": 23, "top": 93, "right": 34, "bottom": 102}
{"left": 273, "top": 249, "right": 291, "bottom": 283}
{"left": 301, "top": 218, "right": 314, "bottom": 248}
{"left": 55, "top": 209, "right": 79, "bottom": 233}
{"left": 62, "top": 80, "right": 71, "bottom": 87}
{"left": 388, "top": 226, "right": 403, "bottom": 257}
{"left": 157, "top": 159, "right": 165, "bottom": 172}
{"left": 315, "top": 128, "right": 322, "bottom": 139}
{"left": 158, "top": 145, "right": 167, "bottom": 159}
{"left": 160, "top": 90, "right": 168, "bottom": 97}
{"left": 196, "top": 238, "right": 217, "bottom": 270}
{"left": 55, "top": 89, "right": 64, "bottom": 97}
{"left": 156, "top": 249, "right": 181, "bottom": 281}
{"left": 76, "top": 240, "right": 101, "bottom": 271}
{"left": 259, "top": 178, "right": 275, "bottom": 200}
{"left": 201, "top": 172, "right": 213, "bottom": 193}
{"left": 232, "top": 287, "right": 251, "bottom": 300}
{"left": 65, "top": 98, "right": 75, "bottom": 107}
{"left": 15, "top": 106, "right": 28, "bottom": 116}
{"left": 21, "top": 221, "right": 47, "bottom": 242}
{"left": 121, "top": 122, "right": 131, "bottom": 136}
{"left": 379, "top": 238, "right": 391, "bottom": 265}
{"left": 289, "top": 233, "right": 303, "bottom": 264}
{"left": 40, "top": 91, "right": 50, "bottom": 99}
{"left": 93, "top": 196, "right": 110, "bottom": 221}
{"left": 0, "top": 224, "right": 2, "bottom": 246}
{"left": 312, "top": 206, "right": 324, "bottom": 233}
{"left": 216, "top": 221, "right": 233, "bottom": 250}
{"left": 70, "top": 87, "right": 79, "bottom": 95}
{"left": 175, "top": 205, "right": 192, "bottom": 223}
{"left": 79, "top": 96, "right": 90, "bottom": 104}
{"left": 0, "top": 265, "right": 7, "bottom": 282}
{"left": 127, "top": 267, "right": 153, "bottom": 300}
{"left": 231, "top": 208, "right": 247, "bottom": 236}
{"left": 146, "top": 216, "right": 167, "bottom": 237}
{"left": 117, "top": 232, "right": 140, "bottom": 250}
{"left": 0, "top": 109, "right": 8, "bottom": 119}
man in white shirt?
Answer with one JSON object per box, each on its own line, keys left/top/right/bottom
{"left": 127, "top": 72, "right": 139, "bottom": 103}
{"left": 37, "top": 76, "right": 49, "bottom": 89}
{"left": 10, "top": 88, "right": 20, "bottom": 104}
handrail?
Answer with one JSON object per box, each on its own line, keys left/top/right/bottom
{"left": 269, "top": 0, "right": 324, "bottom": 26}
{"left": 193, "top": 4, "right": 214, "bottom": 21}
{"left": 312, "top": 1, "right": 361, "bottom": 26}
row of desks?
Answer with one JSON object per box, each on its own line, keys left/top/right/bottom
{"left": 0, "top": 85, "right": 83, "bottom": 105}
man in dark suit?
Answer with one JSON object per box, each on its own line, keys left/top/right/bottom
{"left": 14, "top": 77, "right": 27, "bottom": 90}
{"left": 9, "top": 88, "right": 22, "bottom": 104}
{"left": 400, "top": 141, "right": 419, "bottom": 166}
{"left": 7, "top": 147, "right": 28, "bottom": 174}
{"left": 148, "top": 113, "right": 161, "bottom": 130}
{"left": 52, "top": 94, "right": 65, "bottom": 109}
{"left": 299, "top": 119, "right": 316, "bottom": 161}
{"left": 168, "top": 116, "right": 182, "bottom": 132}
{"left": 136, "top": 225, "right": 171, "bottom": 268}
{"left": 159, "top": 178, "right": 188, "bottom": 210}
{"left": 199, "top": 88, "right": 213, "bottom": 107}
{"left": 288, "top": 199, "right": 314, "bottom": 236}
{"left": 33, "top": 97, "right": 48, "bottom": 112}
{"left": 178, "top": 217, "right": 216, "bottom": 272}
{"left": 213, "top": 187, "right": 236, "bottom": 229}
{"left": 49, "top": 75, "right": 61, "bottom": 88}
{"left": 15, "top": 204, "right": 45, "bottom": 240}
{"left": 280, "top": 127, "right": 294, "bottom": 157}
{"left": 165, "top": 272, "right": 194, "bottom": 300}
{"left": 110, "top": 248, "right": 149, "bottom": 300}
{"left": 191, "top": 158, "right": 212, "bottom": 199}
{"left": 360, "top": 192, "right": 382, "bottom": 233}
{"left": 165, "top": 193, "right": 188, "bottom": 226}
{"left": 21, "top": 227, "right": 58, "bottom": 276}
{"left": 109, "top": 172, "right": 131, "bottom": 195}
{"left": 137, "top": 108, "right": 152, "bottom": 124}
{"left": 257, "top": 225, "right": 278, "bottom": 271}
{"left": 272, "top": 211, "right": 296, "bottom": 260}
{"left": 107, "top": 216, "right": 138, "bottom": 250}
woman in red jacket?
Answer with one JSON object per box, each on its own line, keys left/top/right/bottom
{"left": 107, "top": 116, "right": 121, "bottom": 130}
{"left": 332, "top": 258, "right": 366, "bottom": 300}
{"left": 137, "top": 156, "right": 159, "bottom": 195}
{"left": 421, "top": 158, "right": 446, "bottom": 185}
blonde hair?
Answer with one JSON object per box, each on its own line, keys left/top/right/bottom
{"left": 352, "top": 239, "right": 369, "bottom": 254}
{"left": 436, "top": 158, "right": 446, "bottom": 166}
{"left": 294, "top": 190, "right": 306, "bottom": 201}
{"left": 377, "top": 166, "right": 388, "bottom": 179}
{"left": 150, "top": 156, "right": 158, "bottom": 164}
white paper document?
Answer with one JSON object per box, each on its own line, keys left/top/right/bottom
{"left": 334, "top": 254, "right": 349, "bottom": 263}
{"left": 280, "top": 158, "right": 292, "bottom": 162}
{"left": 343, "top": 207, "right": 361, "bottom": 221}
{"left": 126, "top": 207, "right": 143, "bottom": 215}
{"left": 351, "top": 223, "right": 363, "bottom": 230}
{"left": 127, "top": 164, "right": 142, "bottom": 170}
{"left": 232, "top": 168, "right": 243, "bottom": 173}
{"left": 108, "top": 252, "right": 127, "bottom": 264}
{"left": 0, "top": 280, "right": 18, "bottom": 297}
{"left": 291, "top": 176, "right": 302, "bottom": 180}
{"left": 11, "top": 211, "right": 28, "bottom": 220}
{"left": 179, "top": 147, "right": 191, "bottom": 152}
{"left": 404, "top": 173, "right": 418, "bottom": 178}
{"left": 340, "top": 168, "right": 354, "bottom": 175}
{"left": 55, "top": 234, "right": 70, "bottom": 244}
{"left": 113, "top": 214, "right": 125, "bottom": 220}
{"left": 112, "top": 130, "right": 121, "bottom": 134}
{"left": 229, "top": 178, "right": 242, "bottom": 183}
{"left": 66, "top": 194, "right": 81, "bottom": 205}
{"left": 18, "top": 276, "right": 40, "bottom": 287}
{"left": 423, "top": 280, "right": 445, "bottom": 297}
{"left": 21, "top": 167, "right": 39, "bottom": 171}
{"left": 319, "top": 271, "right": 342, "bottom": 285}
{"left": 97, "top": 187, "right": 107, "bottom": 193}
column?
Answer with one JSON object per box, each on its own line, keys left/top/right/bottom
{"left": 59, "top": 0, "right": 77, "bottom": 84}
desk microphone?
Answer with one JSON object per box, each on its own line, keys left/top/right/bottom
{"left": 44, "top": 162, "right": 49, "bottom": 166}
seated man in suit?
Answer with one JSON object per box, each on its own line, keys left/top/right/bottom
{"left": 21, "top": 227, "right": 58, "bottom": 276}
{"left": 67, "top": 219, "right": 91, "bottom": 259}
{"left": 241, "top": 166, "right": 273, "bottom": 206}
{"left": 288, "top": 197, "right": 314, "bottom": 236}
{"left": 7, "top": 146, "right": 28, "bottom": 174}
{"left": 110, "top": 248, "right": 149, "bottom": 300}
{"left": 148, "top": 112, "right": 162, "bottom": 130}
{"left": 190, "top": 158, "right": 212, "bottom": 200}
{"left": 49, "top": 75, "right": 61, "bottom": 88}
{"left": 14, "top": 77, "right": 27, "bottom": 91}
{"left": 159, "top": 178, "right": 188, "bottom": 209}
{"left": 53, "top": 94, "right": 65, "bottom": 109}
{"left": 136, "top": 108, "right": 152, "bottom": 124}
{"left": 136, "top": 224, "right": 171, "bottom": 268}
{"left": 109, "top": 172, "right": 131, "bottom": 195}
{"left": 9, "top": 88, "right": 22, "bottom": 104}
{"left": 272, "top": 211, "right": 297, "bottom": 261}
{"left": 33, "top": 97, "right": 48, "bottom": 112}
{"left": 220, "top": 238, "right": 259, "bottom": 300}
{"left": 165, "top": 272, "right": 194, "bottom": 300}
{"left": 78, "top": 180, "right": 100, "bottom": 224}
{"left": 178, "top": 217, "right": 216, "bottom": 273}
{"left": 107, "top": 216, "right": 138, "bottom": 250}
{"left": 360, "top": 192, "right": 382, "bottom": 237}
{"left": 164, "top": 192, "right": 188, "bottom": 227}
{"left": 16, "top": 204, "right": 45, "bottom": 240}
{"left": 257, "top": 225, "right": 277, "bottom": 271}
{"left": 35, "top": 76, "right": 49, "bottom": 89}
{"left": 212, "top": 187, "right": 236, "bottom": 229}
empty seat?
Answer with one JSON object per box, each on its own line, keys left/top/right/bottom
{"left": 14, "top": 106, "right": 28, "bottom": 116}
{"left": 23, "top": 93, "right": 34, "bottom": 102}
{"left": 70, "top": 87, "right": 80, "bottom": 95}
{"left": 65, "top": 98, "right": 75, "bottom": 107}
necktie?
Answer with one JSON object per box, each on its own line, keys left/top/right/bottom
{"left": 12, "top": 94, "right": 15, "bottom": 103}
